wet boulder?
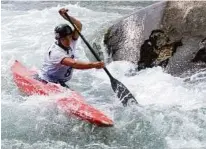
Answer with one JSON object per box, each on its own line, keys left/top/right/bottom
{"left": 104, "top": 1, "right": 206, "bottom": 76}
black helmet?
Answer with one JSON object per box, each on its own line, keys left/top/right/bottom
{"left": 54, "top": 24, "right": 73, "bottom": 40}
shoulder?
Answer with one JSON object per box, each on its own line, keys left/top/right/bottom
{"left": 49, "top": 43, "right": 65, "bottom": 53}
{"left": 49, "top": 43, "right": 61, "bottom": 50}
{"left": 48, "top": 43, "right": 67, "bottom": 58}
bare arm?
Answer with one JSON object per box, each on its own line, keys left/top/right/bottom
{"left": 59, "top": 8, "right": 82, "bottom": 40}
{"left": 61, "top": 57, "right": 104, "bottom": 70}
{"left": 68, "top": 15, "right": 82, "bottom": 40}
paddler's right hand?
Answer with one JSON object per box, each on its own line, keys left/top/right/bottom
{"left": 92, "top": 62, "right": 105, "bottom": 69}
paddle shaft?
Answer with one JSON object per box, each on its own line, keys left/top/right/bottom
{"left": 64, "top": 13, "right": 113, "bottom": 79}
{"left": 63, "top": 13, "right": 138, "bottom": 105}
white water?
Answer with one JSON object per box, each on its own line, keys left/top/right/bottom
{"left": 1, "top": 2, "right": 206, "bottom": 149}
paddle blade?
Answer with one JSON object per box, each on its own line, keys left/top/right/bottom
{"left": 110, "top": 77, "right": 138, "bottom": 106}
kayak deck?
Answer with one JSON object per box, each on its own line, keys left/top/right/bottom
{"left": 11, "top": 60, "right": 113, "bottom": 127}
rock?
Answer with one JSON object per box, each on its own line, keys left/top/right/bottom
{"left": 104, "top": 1, "right": 167, "bottom": 63}
{"left": 103, "top": 1, "right": 206, "bottom": 76}
{"left": 192, "top": 38, "right": 206, "bottom": 63}
{"left": 137, "top": 29, "right": 183, "bottom": 71}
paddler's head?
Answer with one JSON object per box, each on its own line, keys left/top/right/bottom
{"left": 54, "top": 24, "right": 73, "bottom": 48}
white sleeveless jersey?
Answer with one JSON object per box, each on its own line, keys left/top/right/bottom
{"left": 39, "top": 40, "right": 77, "bottom": 83}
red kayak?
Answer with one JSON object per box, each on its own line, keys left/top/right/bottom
{"left": 11, "top": 60, "right": 113, "bottom": 127}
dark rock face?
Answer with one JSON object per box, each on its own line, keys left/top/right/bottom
{"left": 104, "top": 1, "right": 206, "bottom": 77}
{"left": 192, "top": 38, "right": 206, "bottom": 63}
{"left": 137, "top": 29, "right": 183, "bottom": 71}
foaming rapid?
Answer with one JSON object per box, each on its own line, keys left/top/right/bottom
{"left": 1, "top": 2, "right": 206, "bottom": 149}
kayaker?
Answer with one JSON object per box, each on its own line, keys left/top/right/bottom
{"left": 36, "top": 8, "right": 104, "bottom": 88}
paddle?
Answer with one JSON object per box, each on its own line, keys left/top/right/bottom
{"left": 62, "top": 12, "right": 138, "bottom": 106}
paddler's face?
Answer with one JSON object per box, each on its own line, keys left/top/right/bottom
{"left": 62, "top": 34, "right": 73, "bottom": 47}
